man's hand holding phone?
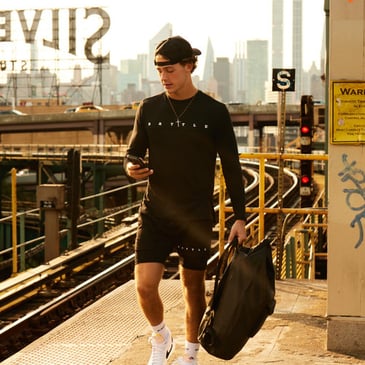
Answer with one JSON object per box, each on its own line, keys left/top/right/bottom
{"left": 126, "top": 154, "right": 153, "bottom": 180}
{"left": 127, "top": 154, "right": 146, "bottom": 168}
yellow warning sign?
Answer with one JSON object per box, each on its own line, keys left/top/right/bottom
{"left": 331, "top": 81, "right": 365, "bottom": 144}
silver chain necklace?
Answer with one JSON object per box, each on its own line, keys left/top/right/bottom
{"left": 167, "top": 92, "right": 197, "bottom": 127}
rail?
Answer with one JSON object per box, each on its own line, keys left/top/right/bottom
{"left": 0, "top": 143, "right": 128, "bottom": 161}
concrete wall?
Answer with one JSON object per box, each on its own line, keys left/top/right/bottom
{"left": 327, "top": 0, "right": 365, "bottom": 355}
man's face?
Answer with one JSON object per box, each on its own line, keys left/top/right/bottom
{"left": 155, "top": 54, "right": 192, "bottom": 96}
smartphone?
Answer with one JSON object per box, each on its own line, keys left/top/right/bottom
{"left": 126, "top": 154, "right": 146, "bottom": 168}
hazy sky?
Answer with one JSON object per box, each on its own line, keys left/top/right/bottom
{"left": 4, "top": 0, "right": 325, "bottom": 78}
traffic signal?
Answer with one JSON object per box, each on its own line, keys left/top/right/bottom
{"left": 300, "top": 95, "right": 314, "bottom": 207}
{"left": 300, "top": 160, "right": 313, "bottom": 206}
{"left": 300, "top": 95, "right": 313, "bottom": 154}
{"left": 300, "top": 169, "right": 312, "bottom": 196}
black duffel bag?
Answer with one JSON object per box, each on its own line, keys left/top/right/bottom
{"left": 198, "top": 237, "right": 276, "bottom": 360}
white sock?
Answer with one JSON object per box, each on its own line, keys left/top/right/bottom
{"left": 151, "top": 321, "right": 169, "bottom": 340}
{"left": 184, "top": 340, "right": 199, "bottom": 361}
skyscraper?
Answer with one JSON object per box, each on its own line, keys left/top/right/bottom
{"left": 272, "top": 0, "right": 284, "bottom": 68}
{"left": 202, "top": 37, "right": 215, "bottom": 82}
{"left": 232, "top": 41, "right": 246, "bottom": 103}
{"left": 201, "top": 37, "right": 218, "bottom": 98}
{"left": 147, "top": 23, "right": 172, "bottom": 82}
{"left": 214, "top": 57, "right": 231, "bottom": 102}
{"left": 292, "top": 0, "right": 303, "bottom": 102}
{"left": 246, "top": 40, "right": 269, "bottom": 105}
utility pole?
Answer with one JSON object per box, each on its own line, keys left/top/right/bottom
{"left": 272, "top": 68, "right": 296, "bottom": 279}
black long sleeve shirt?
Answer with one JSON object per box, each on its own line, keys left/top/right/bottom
{"left": 126, "top": 90, "right": 246, "bottom": 224}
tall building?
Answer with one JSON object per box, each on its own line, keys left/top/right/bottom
{"left": 317, "top": 22, "right": 327, "bottom": 102}
{"left": 272, "top": 0, "right": 284, "bottom": 68}
{"left": 246, "top": 40, "right": 268, "bottom": 105}
{"left": 119, "top": 57, "right": 145, "bottom": 103}
{"left": 147, "top": 23, "right": 172, "bottom": 82}
{"left": 320, "top": 21, "right": 326, "bottom": 77}
{"left": 200, "top": 37, "right": 218, "bottom": 98}
{"left": 214, "top": 57, "right": 231, "bottom": 102}
{"left": 202, "top": 37, "right": 215, "bottom": 82}
{"left": 117, "top": 52, "right": 148, "bottom": 104}
{"left": 292, "top": 0, "right": 303, "bottom": 102}
{"left": 307, "top": 62, "right": 323, "bottom": 102}
{"left": 232, "top": 41, "right": 246, "bottom": 103}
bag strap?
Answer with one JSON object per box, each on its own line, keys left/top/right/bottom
{"left": 211, "top": 237, "right": 239, "bottom": 301}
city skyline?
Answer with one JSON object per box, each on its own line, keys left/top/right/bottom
{"left": 0, "top": 1, "right": 326, "bottom": 106}
{"left": 4, "top": 0, "right": 326, "bottom": 80}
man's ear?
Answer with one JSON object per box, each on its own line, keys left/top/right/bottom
{"left": 185, "top": 62, "right": 194, "bottom": 73}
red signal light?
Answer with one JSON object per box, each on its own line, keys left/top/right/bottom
{"left": 301, "top": 125, "right": 311, "bottom": 135}
{"left": 301, "top": 175, "right": 310, "bottom": 185}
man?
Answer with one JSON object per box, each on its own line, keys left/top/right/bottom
{"left": 125, "top": 36, "right": 246, "bottom": 365}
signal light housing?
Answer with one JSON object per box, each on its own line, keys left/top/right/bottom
{"left": 300, "top": 159, "right": 313, "bottom": 199}
{"left": 300, "top": 96, "right": 314, "bottom": 206}
{"left": 300, "top": 174, "right": 312, "bottom": 196}
{"left": 300, "top": 96, "right": 313, "bottom": 154}
{"left": 300, "top": 122, "right": 312, "bottom": 147}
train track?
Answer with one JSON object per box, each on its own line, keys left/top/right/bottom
{"left": 0, "top": 163, "right": 299, "bottom": 361}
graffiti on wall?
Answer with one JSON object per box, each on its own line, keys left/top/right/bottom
{"left": 338, "top": 153, "right": 365, "bottom": 248}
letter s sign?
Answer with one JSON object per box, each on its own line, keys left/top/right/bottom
{"left": 272, "top": 68, "right": 296, "bottom": 92}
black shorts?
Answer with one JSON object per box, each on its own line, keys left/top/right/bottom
{"left": 135, "top": 213, "right": 213, "bottom": 270}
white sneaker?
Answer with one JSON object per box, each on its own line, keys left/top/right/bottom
{"left": 147, "top": 330, "right": 174, "bottom": 365}
{"left": 172, "top": 356, "right": 198, "bottom": 365}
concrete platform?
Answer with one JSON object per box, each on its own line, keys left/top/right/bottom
{"left": 3, "top": 279, "right": 365, "bottom": 365}
{"left": 113, "top": 280, "right": 365, "bottom": 365}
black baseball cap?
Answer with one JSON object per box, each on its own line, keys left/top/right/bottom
{"left": 154, "top": 36, "right": 201, "bottom": 66}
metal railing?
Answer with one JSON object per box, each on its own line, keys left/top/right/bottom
{"left": 218, "top": 151, "right": 328, "bottom": 280}
{"left": 0, "top": 144, "right": 128, "bottom": 161}
{"left": 2, "top": 150, "right": 328, "bottom": 279}
{"left": 0, "top": 179, "right": 146, "bottom": 275}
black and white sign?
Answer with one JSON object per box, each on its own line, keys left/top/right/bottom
{"left": 272, "top": 68, "right": 296, "bottom": 92}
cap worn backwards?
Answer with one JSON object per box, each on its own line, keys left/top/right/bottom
{"left": 154, "top": 36, "right": 201, "bottom": 67}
